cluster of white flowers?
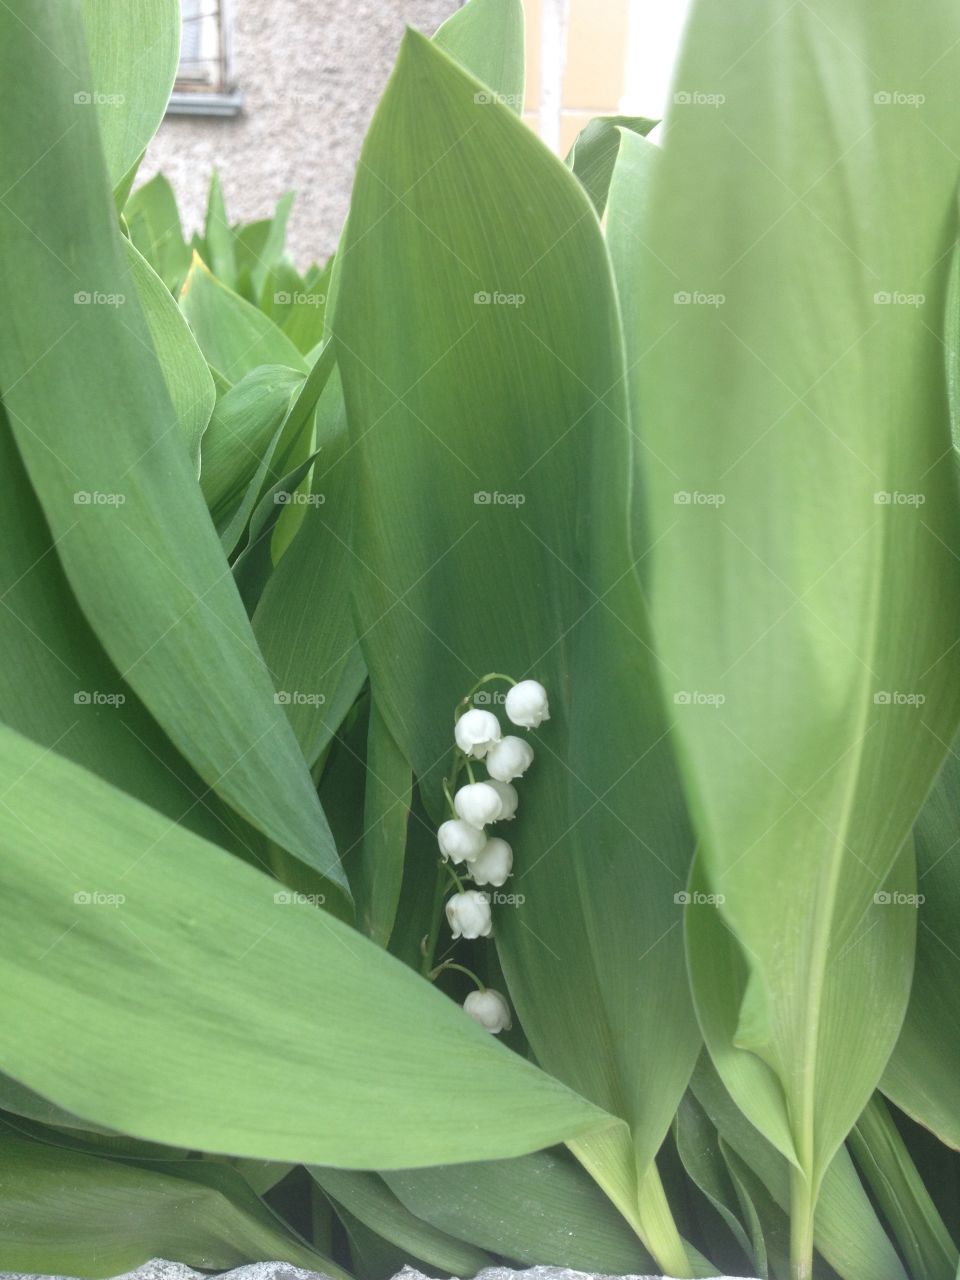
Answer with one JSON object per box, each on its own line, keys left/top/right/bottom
{"left": 436, "top": 678, "right": 550, "bottom": 1035}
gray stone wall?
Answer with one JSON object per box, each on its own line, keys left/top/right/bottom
{"left": 138, "top": 0, "right": 459, "bottom": 268}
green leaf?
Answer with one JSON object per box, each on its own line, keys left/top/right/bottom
{"left": 354, "top": 703, "right": 411, "bottom": 945}
{"left": 124, "top": 173, "right": 192, "bottom": 292}
{"left": 848, "top": 1096, "right": 958, "bottom": 1280}
{"left": 274, "top": 261, "right": 330, "bottom": 354}
{"left": 565, "top": 115, "right": 657, "bottom": 215}
{"left": 619, "top": 0, "right": 960, "bottom": 1242}
{"left": 692, "top": 1057, "right": 908, "bottom": 1280}
{"left": 674, "top": 1091, "right": 761, "bottom": 1275}
{"left": 252, "top": 375, "right": 367, "bottom": 766}
{"left": 0, "top": 0, "right": 347, "bottom": 895}
{"left": 250, "top": 191, "right": 295, "bottom": 299}
{"left": 433, "top": 0, "right": 524, "bottom": 110}
{"left": 333, "top": 30, "right": 700, "bottom": 1272}
{"left": 0, "top": 408, "right": 242, "bottom": 853}
{"left": 204, "top": 169, "right": 239, "bottom": 291}
{"left": 385, "top": 1149, "right": 655, "bottom": 1273}
{"left": 882, "top": 738, "right": 960, "bottom": 1148}
{"left": 200, "top": 364, "right": 304, "bottom": 529}
{"left": 0, "top": 1131, "right": 342, "bottom": 1278}
{"left": 0, "top": 720, "right": 615, "bottom": 1164}
{"left": 126, "top": 238, "right": 216, "bottom": 476}
{"left": 232, "top": 451, "right": 321, "bottom": 612}
{"left": 79, "top": 0, "right": 179, "bottom": 187}
{"left": 181, "top": 254, "right": 308, "bottom": 381}
{"left": 310, "top": 1169, "right": 492, "bottom": 1275}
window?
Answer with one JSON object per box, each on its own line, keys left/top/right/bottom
{"left": 167, "top": 0, "right": 243, "bottom": 116}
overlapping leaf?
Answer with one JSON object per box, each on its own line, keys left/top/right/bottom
{"left": 614, "top": 0, "right": 960, "bottom": 1249}
{"left": 0, "top": 721, "right": 614, "bottom": 1164}
{"left": 0, "top": 0, "right": 345, "bottom": 893}
{"left": 334, "top": 31, "right": 699, "bottom": 1272}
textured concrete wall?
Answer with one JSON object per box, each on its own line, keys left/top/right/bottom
{"left": 139, "top": 0, "right": 459, "bottom": 268}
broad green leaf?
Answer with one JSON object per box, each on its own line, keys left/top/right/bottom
{"left": 0, "top": 1131, "right": 341, "bottom": 1278}
{"left": 0, "top": 408, "right": 240, "bottom": 853}
{"left": 204, "top": 169, "right": 239, "bottom": 291}
{"left": 882, "top": 739, "right": 960, "bottom": 1148}
{"left": 0, "top": 1075, "right": 114, "bottom": 1136}
{"left": 619, "top": 0, "right": 960, "bottom": 1238}
{"left": 848, "top": 1096, "right": 957, "bottom": 1280}
{"left": 200, "top": 364, "right": 304, "bottom": 527}
{"left": 309, "top": 1169, "right": 492, "bottom": 1275}
{"left": 334, "top": 32, "right": 698, "bottom": 1272}
{"left": 319, "top": 0, "right": 525, "bottom": 349}
{"left": 0, "top": 0, "right": 346, "bottom": 895}
{"left": 334, "top": 1199, "right": 411, "bottom": 1280}
{"left": 274, "top": 260, "right": 330, "bottom": 354}
{"left": 250, "top": 191, "right": 295, "bottom": 299}
{"left": 692, "top": 1058, "right": 908, "bottom": 1280}
{"left": 180, "top": 254, "right": 308, "bottom": 381}
{"left": 354, "top": 704, "right": 411, "bottom": 945}
{"left": 0, "top": 721, "right": 614, "bottom": 1164}
{"left": 79, "top": 0, "right": 179, "bottom": 187}
{"left": 125, "top": 173, "right": 192, "bottom": 292}
{"left": 674, "top": 1092, "right": 761, "bottom": 1274}
{"left": 565, "top": 115, "right": 657, "bottom": 215}
{"left": 433, "top": 0, "right": 524, "bottom": 111}
{"left": 126, "top": 238, "right": 216, "bottom": 475}
{"left": 719, "top": 1142, "right": 792, "bottom": 1280}
{"left": 252, "top": 374, "right": 366, "bottom": 766}
{"left": 113, "top": 148, "right": 144, "bottom": 209}
{"left": 385, "top": 1149, "right": 654, "bottom": 1273}
{"left": 232, "top": 451, "right": 321, "bottom": 612}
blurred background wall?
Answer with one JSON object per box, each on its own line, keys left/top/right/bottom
{"left": 138, "top": 0, "right": 690, "bottom": 265}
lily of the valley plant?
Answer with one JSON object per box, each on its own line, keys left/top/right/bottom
{"left": 0, "top": 1, "right": 959, "bottom": 1279}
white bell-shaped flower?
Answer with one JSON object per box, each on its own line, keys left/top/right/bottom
{"left": 505, "top": 680, "right": 550, "bottom": 729}
{"left": 487, "top": 779, "right": 518, "bottom": 821}
{"left": 437, "top": 819, "right": 487, "bottom": 864}
{"left": 454, "top": 708, "right": 502, "bottom": 759}
{"left": 486, "top": 735, "right": 534, "bottom": 782}
{"left": 464, "top": 988, "right": 512, "bottom": 1034}
{"left": 469, "top": 837, "right": 513, "bottom": 887}
{"left": 454, "top": 781, "right": 503, "bottom": 828}
{"left": 445, "top": 890, "right": 492, "bottom": 939}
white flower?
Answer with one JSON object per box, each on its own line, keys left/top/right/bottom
{"left": 486, "top": 736, "right": 534, "bottom": 782}
{"left": 487, "top": 779, "right": 518, "bottom": 820}
{"left": 446, "top": 890, "right": 492, "bottom": 939}
{"left": 454, "top": 781, "right": 503, "bottom": 828}
{"left": 454, "top": 708, "right": 502, "bottom": 759}
{"left": 505, "top": 680, "right": 550, "bottom": 729}
{"left": 437, "top": 819, "right": 487, "bottom": 864}
{"left": 469, "top": 837, "right": 513, "bottom": 887}
{"left": 464, "top": 988, "right": 512, "bottom": 1034}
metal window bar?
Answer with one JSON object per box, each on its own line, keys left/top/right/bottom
{"left": 175, "top": 0, "right": 228, "bottom": 92}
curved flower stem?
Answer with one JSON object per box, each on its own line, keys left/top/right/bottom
{"left": 427, "top": 960, "right": 485, "bottom": 989}
{"left": 442, "top": 778, "right": 457, "bottom": 815}
{"left": 442, "top": 859, "right": 467, "bottom": 893}
{"left": 454, "top": 672, "right": 517, "bottom": 719}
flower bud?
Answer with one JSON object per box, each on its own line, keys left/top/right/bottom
{"left": 454, "top": 781, "right": 503, "bottom": 828}
{"left": 486, "top": 736, "right": 534, "bottom": 782}
{"left": 469, "top": 837, "right": 513, "bottom": 887}
{"left": 437, "top": 819, "right": 487, "bottom": 864}
{"left": 487, "top": 779, "right": 518, "bottom": 820}
{"left": 454, "top": 708, "right": 502, "bottom": 759}
{"left": 464, "top": 988, "right": 512, "bottom": 1034}
{"left": 445, "top": 890, "right": 492, "bottom": 939}
{"left": 505, "top": 680, "right": 550, "bottom": 729}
